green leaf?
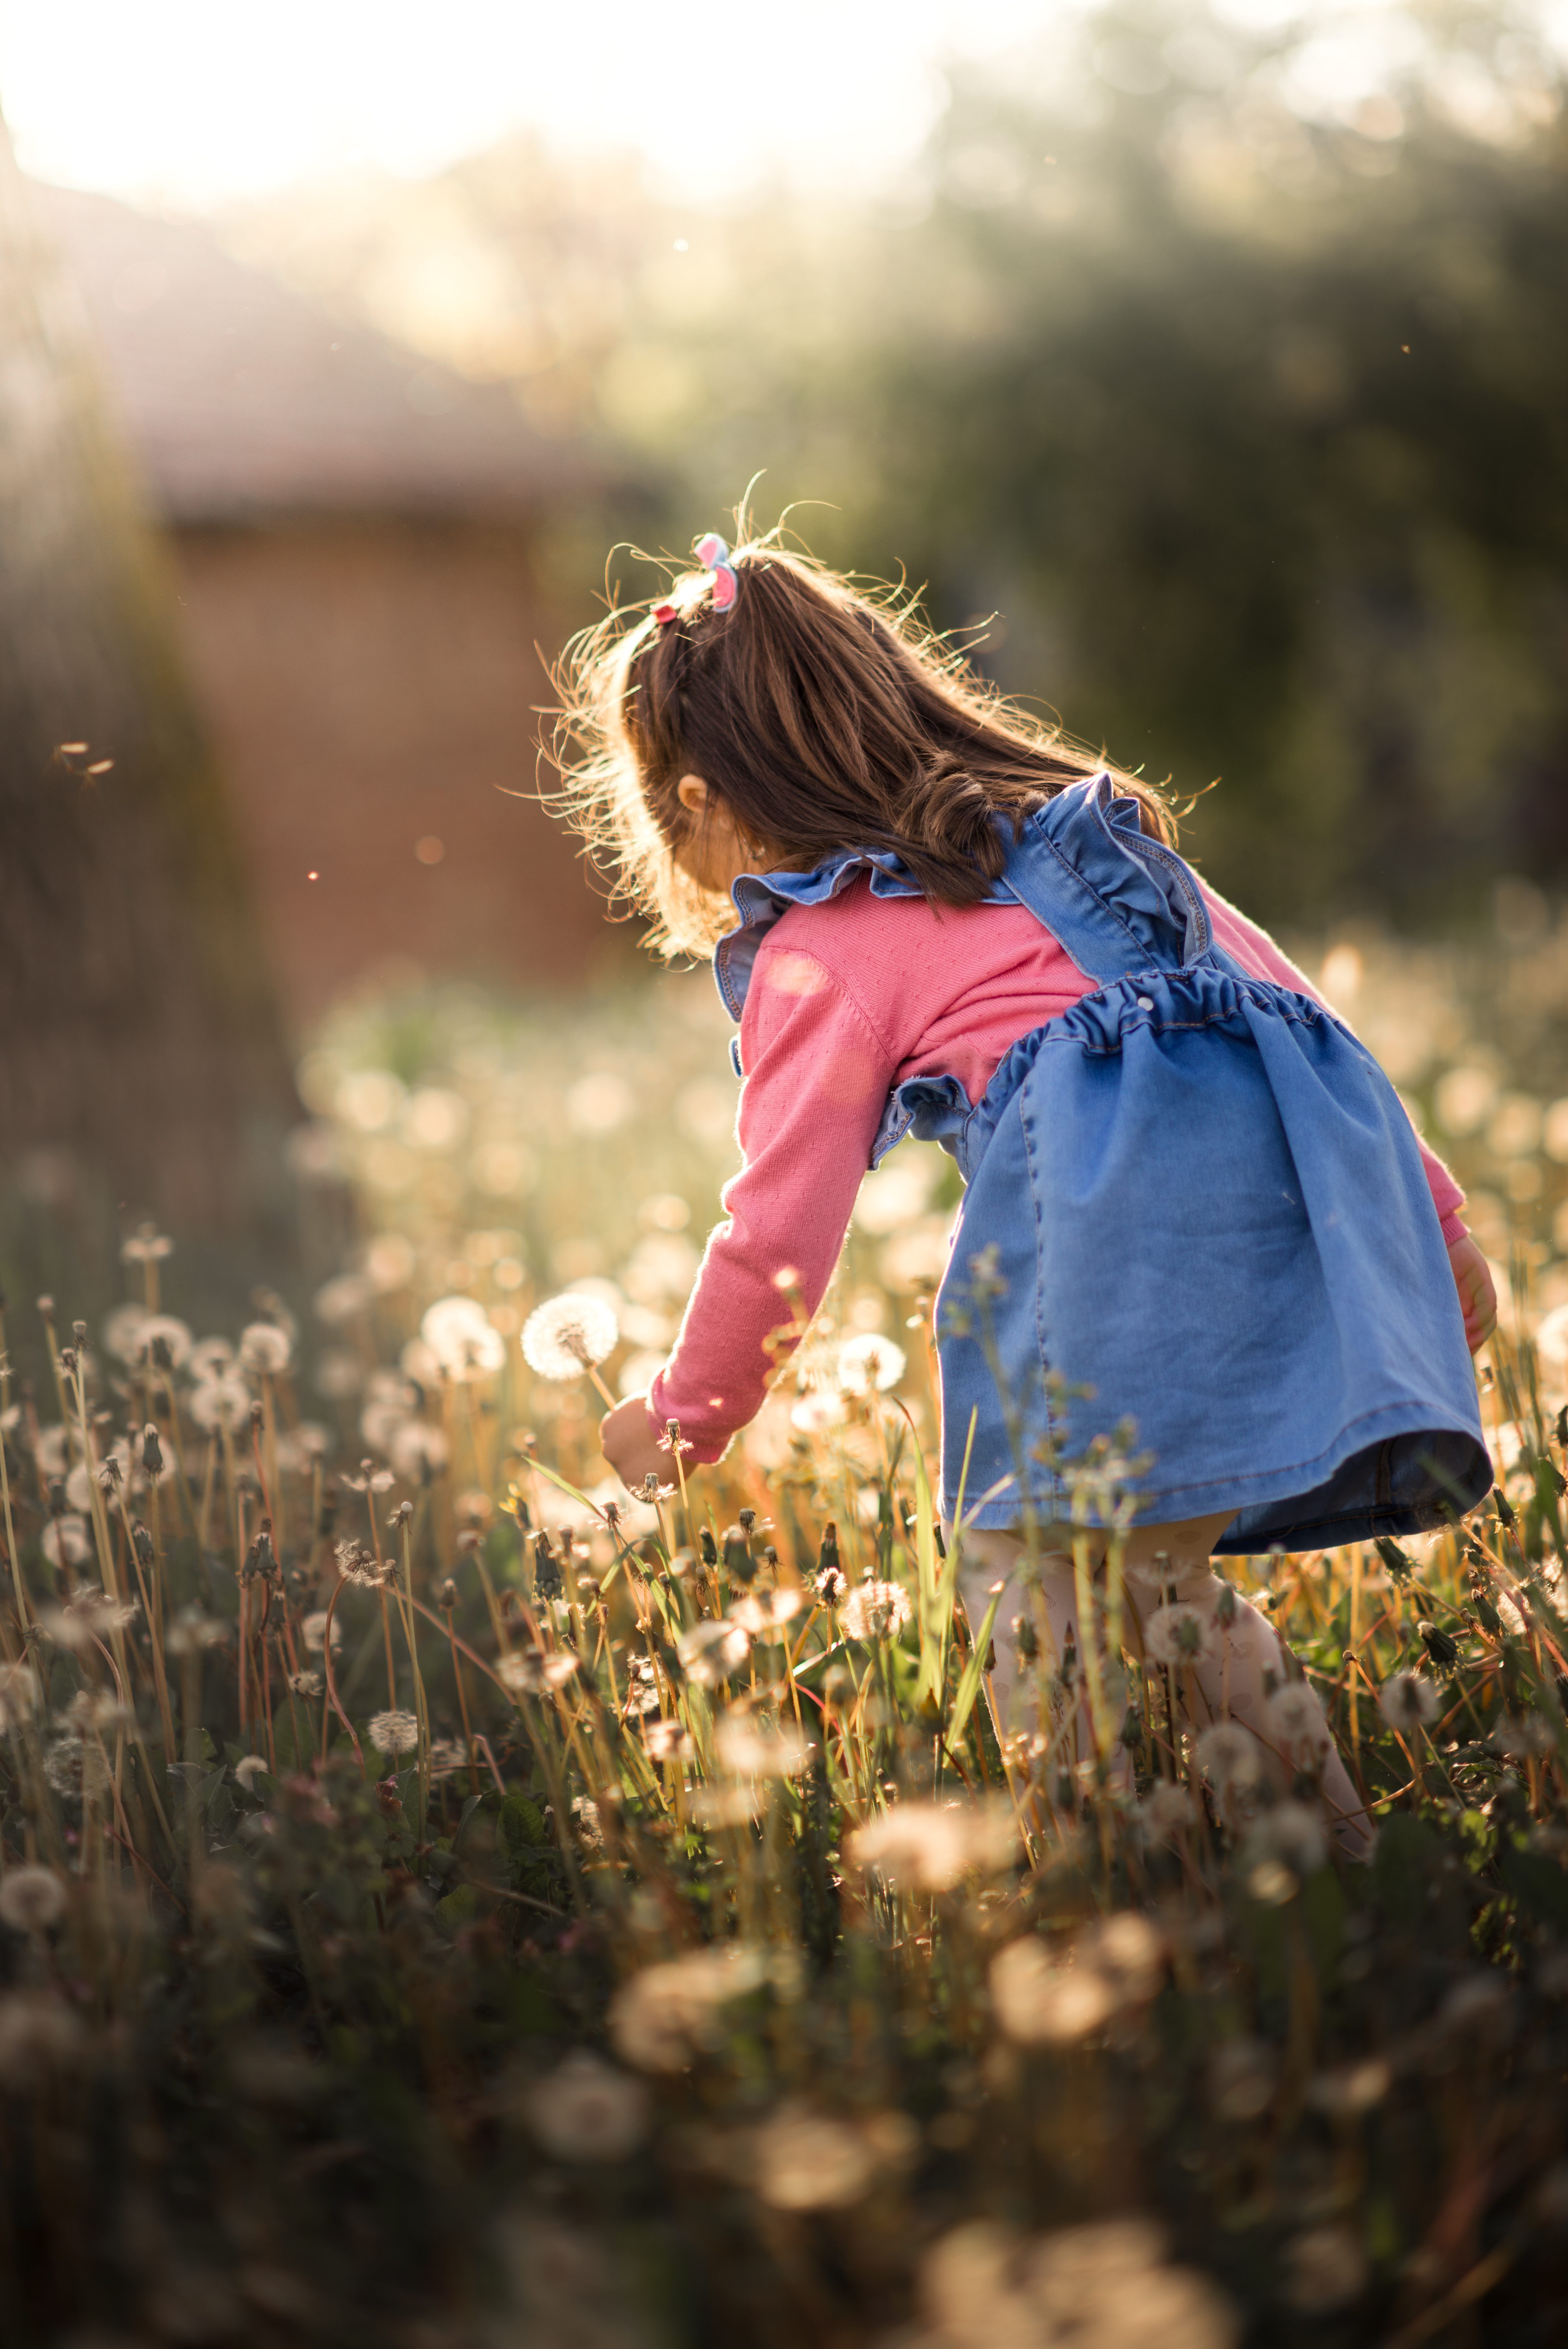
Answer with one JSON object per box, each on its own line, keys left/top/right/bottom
{"left": 1499, "top": 1840, "right": 1568, "bottom": 1933}
{"left": 499, "top": 1793, "right": 547, "bottom": 1851}
{"left": 946, "top": 1579, "right": 1003, "bottom": 1747}
{"left": 436, "top": 1884, "right": 478, "bottom": 1930}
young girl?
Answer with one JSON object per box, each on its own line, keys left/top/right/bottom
{"left": 558, "top": 529, "right": 1495, "bottom": 1854}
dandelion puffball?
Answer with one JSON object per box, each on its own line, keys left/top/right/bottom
{"left": 420, "top": 1295, "right": 506, "bottom": 1380}
{"left": 835, "top": 1333, "right": 907, "bottom": 1394}
{"left": 367, "top": 1709, "right": 421, "bottom": 1756}
{"left": 522, "top": 1292, "right": 619, "bottom": 1382}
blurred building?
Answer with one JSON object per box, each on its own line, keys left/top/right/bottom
{"left": 46, "top": 186, "right": 624, "bottom": 1025}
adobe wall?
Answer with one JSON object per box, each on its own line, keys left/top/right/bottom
{"left": 169, "top": 519, "right": 635, "bottom": 1025}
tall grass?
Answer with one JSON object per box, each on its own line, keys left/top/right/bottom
{"left": 2, "top": 921, "right": 1568, "bottom": 2346}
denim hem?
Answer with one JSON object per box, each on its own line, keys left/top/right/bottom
{"left": 941, "top": 1399, "right": 1491, "bottom": 1546}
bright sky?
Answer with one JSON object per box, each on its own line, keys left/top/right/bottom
{"left": 0, "top": 0, "right": 1057, "bottom": 206}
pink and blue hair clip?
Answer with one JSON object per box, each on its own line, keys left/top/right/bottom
{"left": 695, "top": 532, "right": 739, "bottom": 611}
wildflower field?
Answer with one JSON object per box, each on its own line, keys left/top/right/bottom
{"left": 3, "top": 909, "right": 1568, "bottom": 2348}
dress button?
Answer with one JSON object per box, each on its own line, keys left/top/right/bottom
{"left": 1136, "top": 995, "right": 1154, "bottom": 1011}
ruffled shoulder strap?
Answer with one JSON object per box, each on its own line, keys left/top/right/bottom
{"left": 1002, "top": 775, "right": 1212, "bottom": 980}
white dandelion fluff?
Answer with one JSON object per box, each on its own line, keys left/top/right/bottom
{"left": 0, "top": 1866, "right": 67, "bottom": 1933}
{"left": 835, "top": 1333, "right": 907, "bottom": 1395}
{"left": 522, "top": 1292, "right": 619, "bottom": 1382}
{"left": 840, "top": 1580, "right": 913, "bottom": 1641}
{"left": 1378, "top": 1671, "right": 1441, "bottom": 1732}
{"left": 188, "top": 1375, "right": 253, "bottom": 1434}
{"left": 1144, "top": 1603, "right": 1217, "bottom": 1668}
{"left": 1195, "top": 1722, "right": 1264, "bottom": 1792}
{"left": 1263, "top": 1683, "right": 1332, "bottom": 1757}
{"left": 367, "top": 1709, "right": 421, "bottom": 1756}
{"left": 421, "top": 1296, "right": 506, "bottom": 1381}
{"left": 238, "top": 1322, "right": 292, "bottom": 1376}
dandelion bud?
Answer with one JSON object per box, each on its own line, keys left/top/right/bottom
{"left": 817, "top": 1522, "right": 840, "bottom": 1581}
{"left": 699, "top": 1527, "right": 719, "bottom": 1569}
{"left": 59, "top": 1348, "right": 77, "bottom": 1375}
{"left": 603, "top": 1501, "right": 620, "bottom": 1531}
{"left": 37, "top": 1296, "right": 54, "bottom": 1317}
{"left": 1494, "top": 1491, "right": 1517, "bottom": 1532}
{"left": 250, "top": 1401, "right": 264, "bottom": 1429}
{"left": 133, "top": 1526, "right": 154, "bottom": 1567}
{"left": 71, "top": 1321, "right": 87, "bottom": 1344}
{"left": 1418, "top": 1618, "right": 1459, "bottom": 1669}
{"left": 439, "top": 1579, "right": 458, "bottom": 1610}
{"left": 141, "top": 1424, "right": 163, "bottom": 1475}
{"left": 533, "top": 1530, "right": 563, "bottom": 1602}
{"left": 1012, "top": 1613, "right": 1039, "bottom": 1665}
{"left": 46, "top": 1479, "right": 66, "bottom": 1520}
{"left": 1215, "top": 1582, "right": 1238, "bottom": 1629}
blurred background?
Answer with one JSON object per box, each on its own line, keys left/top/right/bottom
{"left": 0, "top": 0, "right": 1565, "bottom": 1356}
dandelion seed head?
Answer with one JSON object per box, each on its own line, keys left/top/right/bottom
{"left": 0, "top": 1866, "right": 67, "bottom": 1933}
{"left": 188, "top": 1374, "right": 253, "bottom": 1434}
{"left": 121, "top": 1227, "right": 173, "bottom": 1265}
{"left": 300, "top": 1610, "right": 342, "bottom": 1653}
{"left": 521, "top": 1292, "right": 619, "bottom": 1382}
{"left": 644, "top": 1717, "right": 692, "bottom": 1762}
{"left": 367, "top": 1709, "right": 421, "bottom": 1756}
{"left": 286, "top": 1670, "right": 323, "bottom": 1698}
{"left": 1139, "top": 1782, "right": 1197, "bottom": 1843}
{"left": 677, "top": 1618, "right": 750, "bottom": 1686}
{"left": 849, "top": 1799, "right": 1016, "bottom": 1892}
{"left": 421, "top": 1295, "right": 507, "bottom": 1381}
{"left": 43, "top": 1731, "right": 110, "bottom": 1800}
{"left": 1244, "top": 1799, "right": 1329, "bottom": 1877}
{"left": 714, "top": 1715, "right": 813, "bottom": 1779}
{"left": 754, "top": 2102, "right": 877, "bottom": 2210}
{"left": 233, "top": 1753, "right": 269, "bottom": 1792}
{"left": 523, "top": 2051, "right": 649, "bottom": 2162}
{"left": 1378, "top": 1670, "right": 1440, "bottom": 1731}
{"left": 40, "top": 1516, "right": 93, "bottom": 1572}
{"left": 835, "top": 1333, "right": 907, "bottom": 1395}
{"left": 840, "top": 1579, "right": 913, "bottom": 1642}
{"left": 990, "top": 1938, "right": 1118, "bottom": 2045}
{"left": 1144, "top": 1603, "right": 1217, "bottom": 1668}
{"left": 1195, "top": 1722, "right": 1264, "bottom": 1791}
{"left": 608, "top": 1944, "right": 768, "bottom": 2071}
{"left": 1262, "top": 1683, "right": 1331, "bottom": 1754}
{"left": 238, "top": 1322, "right": 292, "bottom": 1376}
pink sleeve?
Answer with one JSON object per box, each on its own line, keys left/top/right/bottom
{"left": 646, "top": 946, "right": 897, "bottom": 1464}
{"left": 1201, "top": 883, "right": 1468, "bottom": 1246}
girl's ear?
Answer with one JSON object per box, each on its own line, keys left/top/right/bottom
{"left": 675, "top": 773, "right": 710, "bottom": 817}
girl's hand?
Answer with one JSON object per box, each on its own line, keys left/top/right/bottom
{"left": 1447, "top": 1232, "right": 1498, "bottom": 1355}
{"left": 599, "top": 1393, "right": 672, "bottom": 1493}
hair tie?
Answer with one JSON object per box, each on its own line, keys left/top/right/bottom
{"left": 695, "top": 532, "right": 739, "bottom": 612}
{"left": 651, "top": 602, "right": 679, "bottom": 627}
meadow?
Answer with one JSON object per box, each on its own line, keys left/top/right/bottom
{"left": 2, "top": 905, "right": 1568, "bottom": 2347}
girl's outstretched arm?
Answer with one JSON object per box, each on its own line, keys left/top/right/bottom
{"left": 607, "top": 944, "right": 900, "bottom": 1479}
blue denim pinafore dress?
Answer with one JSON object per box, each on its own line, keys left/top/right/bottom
{"left": 716, "top": 776, "right": 1491, "bottom": 1552}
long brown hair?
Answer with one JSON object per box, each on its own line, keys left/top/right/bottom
{"left": 547, "top": 522, "right": 1175, "bottom": 957}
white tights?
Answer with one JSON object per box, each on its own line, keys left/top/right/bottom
{"left": 956, "top": 1515, "right": 1374, "bottom": 1859}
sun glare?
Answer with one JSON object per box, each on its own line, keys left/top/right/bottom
{"left": 0, "top": 0, "right": 1049, "bottom": 205}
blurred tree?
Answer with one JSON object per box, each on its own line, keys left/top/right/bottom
{"left": 0, "top": 112, "right": 300, "bottom": 1314}
{"left": 846, "top": 0, "right": 1568, "bottom": 923}
{"left": 587, "top": 1, "right": 1568, "bottom": 927}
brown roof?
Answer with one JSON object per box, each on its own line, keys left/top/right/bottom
{"left": 43, "top": 184, "right": 595, "bottom": 522}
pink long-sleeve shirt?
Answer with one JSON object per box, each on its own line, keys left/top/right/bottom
{"left": 646, "top": 878, "right": 1466, "bottom": 1464}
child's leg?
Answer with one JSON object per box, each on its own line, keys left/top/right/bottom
{"left": 955, "top": 1529, "right": 1127, "bottom": 1794}
{"left": 959, "top": 1520, "right": 1375, "bottom": 1859}
{"left": 1118, "top": 1532, "right": 1374, "bottom": 1858}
